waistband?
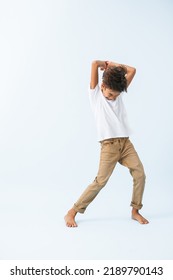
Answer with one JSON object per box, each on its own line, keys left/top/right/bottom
{"left": 99, "top": 137, "right": 129, "bottom": 144}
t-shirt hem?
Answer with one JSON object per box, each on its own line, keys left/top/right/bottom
{"left": 97, "top": 135, "right": 130, "bottom": 142}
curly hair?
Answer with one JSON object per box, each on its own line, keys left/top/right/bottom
{"left": 102, "top": 66, "right": 127, "bottom": 92}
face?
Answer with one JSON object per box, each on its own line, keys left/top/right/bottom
{"left": 101, "top": 84, "right": 120, "bottom": 101}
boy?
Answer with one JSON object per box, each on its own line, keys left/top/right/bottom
{"left": 65, "top": 60, "right": 149, "bottom": 227}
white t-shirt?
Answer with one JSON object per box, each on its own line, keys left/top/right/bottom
{"left": 89, "top": 84, "right": 131, "bottom": 142}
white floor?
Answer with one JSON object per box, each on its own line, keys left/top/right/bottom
{"left": 1, "top": 174, "right": 173, "bottom": 260}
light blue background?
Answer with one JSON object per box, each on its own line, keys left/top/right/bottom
{"left": 0, "top": 0, "right": 173, "bottom": 259}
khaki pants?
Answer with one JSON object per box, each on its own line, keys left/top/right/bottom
{"left": 73, "top": 138, "right": 146, "bottom": 213}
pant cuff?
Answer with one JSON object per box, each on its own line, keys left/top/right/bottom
{"left": 73, "top": 204, "right": 85, "bottom": 214}
{"left": 130, "top": 202, "right": 143, "bottom": 210}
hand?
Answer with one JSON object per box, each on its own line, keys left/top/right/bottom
{"left": 99, "top": 61, "right": 108, "bottom": 71}
{"left": 100, "top": 61, "right": 116, "bottom": 70}
{"left": 105, "top": 61, "right": 115, "bottom": 68}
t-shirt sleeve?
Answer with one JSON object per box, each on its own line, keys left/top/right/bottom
{"left": 88, "top": 84, "right": 99, "bottom": 95}
{"left": 88, "top": 84, "right": 100, "bottom": 108}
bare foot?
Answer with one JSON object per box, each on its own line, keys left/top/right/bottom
{"left": 64, "top": 208, "right": 78, "bottom": 227}
{"left": 132, "top": 208, "right": 149, "bottom": 224}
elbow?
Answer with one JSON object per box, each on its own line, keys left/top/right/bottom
{"left": 133, "top": 67, "right": 136, "bottom": 75}
{"left": 129, "top": 67, "right": 136, "bottom": 78}
{"left": 91, "top": 60, "right": 100, "bottom": 70}
{"left": 92, "top": 60, "right": 98, "bottom": 66}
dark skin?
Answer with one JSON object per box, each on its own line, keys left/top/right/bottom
{"left": 90, "top": 60, "right": 136, "bottom": 89}
{"left": 64, "top": 60, "right": 149, "bottom": 227}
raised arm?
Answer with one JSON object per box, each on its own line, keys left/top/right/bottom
{"left": 106, "top": 61, "right": 136, "bottom": 88}
{"left": 90, "top": 60, "right": 107, "bottom": 89}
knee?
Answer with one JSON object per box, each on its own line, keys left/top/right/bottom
{"left": 140, "top": 168, "right": 146, "bottom": 181}
{"left": 132, "top": 167, "right": 146, "bottom": 184}
{"left": 136, "top": 171, "right": 146, "bottom": 184}
{"left": 140, "top": 172, "right": 146, "bottom": 185}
